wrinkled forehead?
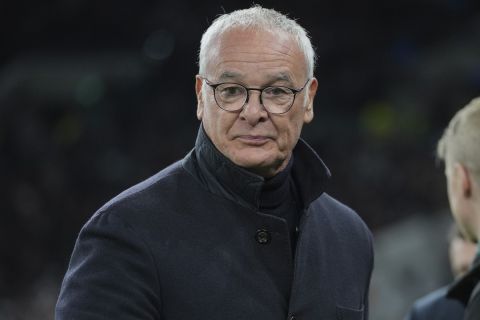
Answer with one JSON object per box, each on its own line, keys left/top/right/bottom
{"left": 205, "top": 27, "right": 297, "bottom": 59}
{"left": 203, "top": 27, "right": 308, "bottom": 80}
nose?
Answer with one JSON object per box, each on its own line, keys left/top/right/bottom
{"left": 240, "top": 90, "right": 268, "bottom": 126}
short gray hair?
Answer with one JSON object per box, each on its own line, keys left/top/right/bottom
{"left": 437, "top": 97, "right": 480, "bottom": 183}
{"left": 198, "top": 5, "right": 316, "bottom": 78}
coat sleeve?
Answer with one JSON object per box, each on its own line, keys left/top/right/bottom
{"left": 55, "top": 210, "right": 162, "bottom": 319}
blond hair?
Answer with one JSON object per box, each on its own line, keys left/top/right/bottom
{"left": 437, "top": 97, "right": 480, "bottom": 183}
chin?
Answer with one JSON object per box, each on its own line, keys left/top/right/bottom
{"left": 457, "top": 220, "right": 477, "bottom": 243}
{"left": 234, "top": 156, "right": 285, "bottom": 177}
{"left": 235, "top": 158, "right": 271, "bottom": 170}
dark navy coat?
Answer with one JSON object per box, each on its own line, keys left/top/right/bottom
{"left": 448, "top": 255, "right": 480, "bottom": 320}
{"left": 404, "top": 286, "right": 465, "bottom": 320}
{"left": 56, "top": 127, "right": 374, "bottom": 320}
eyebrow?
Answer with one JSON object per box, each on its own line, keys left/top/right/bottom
{"left": 217, "top": 71, "right": 242, "bottom": 82}
{"left": 217, "top": 71, "right": 294, "bottom": 85}
{"left": 269, "top": 73, "right": 293, "bottom": 83}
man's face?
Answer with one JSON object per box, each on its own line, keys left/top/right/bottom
{"left": 195, "top": 28, "right": 317, "bottom": 178}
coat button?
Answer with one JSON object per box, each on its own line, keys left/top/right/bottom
{"left": 255, "top": 229, "right": 271, "bottom": 244}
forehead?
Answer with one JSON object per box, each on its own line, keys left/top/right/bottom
{"left": 205, "top": 27, "right": 308, "bottom": 83}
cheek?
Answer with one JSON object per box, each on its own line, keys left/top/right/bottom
{"left": 202, "top": 94, "right": 223, "bottom": 127}
{"left": 274, "top": 127, "right": 299, "bottom": 156}
{"left": 203, "top": 106, "right": 237, "bottom": 142}
{"left": 201, "top": 105, "right": 223, "bottom": 144}
{"left": 280, "top": 116, "right": 305, "bottom": 146}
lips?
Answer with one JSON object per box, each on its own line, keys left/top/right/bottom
{"left": 236, "top": 135, "right": 272, "bottom": 146}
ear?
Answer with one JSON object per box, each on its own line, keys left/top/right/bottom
{"left": 195, "top": 75, "right": 204, "bottom": 120}
{"left": 303, "top": 77, "right": 318, "bottom": 124}
{"left": 454, "top": 163, "right": 472, "bottom": 198}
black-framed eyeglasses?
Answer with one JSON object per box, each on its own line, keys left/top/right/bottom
{"left": 201, "top": 77, "right": 311, "bottom": 114}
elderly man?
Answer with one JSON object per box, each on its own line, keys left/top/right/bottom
{"left": 56, "top": 6, "right": 373, "bottom": 320}
{"left": 437, "top": 97, "right": 480, "bottom": 320}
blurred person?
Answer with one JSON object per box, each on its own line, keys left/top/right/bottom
{"left": 55, "top": 5, "right": 373, "bottom": 320}
{"left": 437, "top": 97, "right": 480, "bottom": 320}
{"left": 403, "top": 223, "right": 477, "bottom": 320}
{"left": 449, "top": 225, "right": 478, "bottom": 279}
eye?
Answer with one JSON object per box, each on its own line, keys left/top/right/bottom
{"left": 217, "top": 84, "right": 245, "bottom": 98}
{"left": 264, "top": 87, "right": 291, "bottom": 96}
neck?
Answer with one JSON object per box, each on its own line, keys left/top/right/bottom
{"left": 260, "top": 156, "right": 294, "bottom": 209}
{"left": 247, "top": 154, "right": 292, "bottom": 178}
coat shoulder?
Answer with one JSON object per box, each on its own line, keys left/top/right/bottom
{"left": 85, "top": 160, "right": 192, "bottom": 228}
{"left": 407, "top": 286, "right": 465, "bottom": 320}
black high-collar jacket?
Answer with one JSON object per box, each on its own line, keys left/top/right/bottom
{"left": 56, "top": 126, "right": 374, "bottom": 320}
{"left": 448, "top": 254, "right": 480, "bottom": 320}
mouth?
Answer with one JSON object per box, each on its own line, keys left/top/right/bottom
{"left": 236, "top": 135, "right": 272, "bottom": 146}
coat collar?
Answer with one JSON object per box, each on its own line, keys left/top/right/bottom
{"left": 447, "top": 253, "right": 480, "bottom": 305}
{"left": 185, "top": 125, "right": 330, "bottom": 211}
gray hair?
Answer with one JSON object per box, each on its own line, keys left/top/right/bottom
{"left": 198, "top": 5, "right": 316, "bottom": 78}
{"left": 437, "top": 97, "right": 480, "bottom": 183}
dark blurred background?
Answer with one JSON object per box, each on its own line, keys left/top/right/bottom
{"left": 1, "top": 0, "right": 479, "bottom": 319}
